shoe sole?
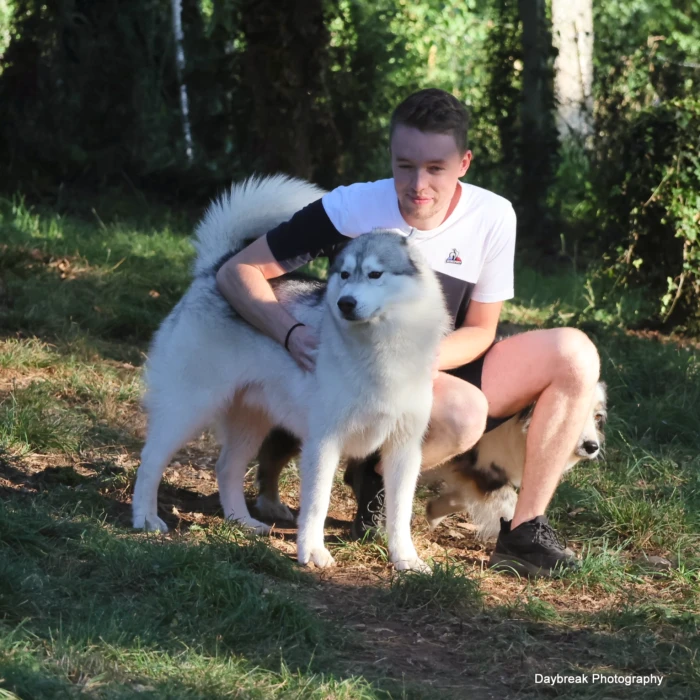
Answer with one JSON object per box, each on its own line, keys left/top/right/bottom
{"left": 488, "top": 552, "right": 577, "bottom": 578}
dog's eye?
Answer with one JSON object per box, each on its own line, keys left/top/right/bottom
{"left": 595, "top": 413, "right": 606, "bottom": 426}
{"left": 368, "top": 271, "right": 383, "bottom": 279}
{"left": 340, "top": 271, "right": 350, "bottom": 280}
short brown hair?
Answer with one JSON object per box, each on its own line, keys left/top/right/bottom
{"left": 390, "top": 89, "right": 470, "bottom": 153}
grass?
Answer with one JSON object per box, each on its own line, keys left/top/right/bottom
{"left": 0, "top": 494, "right": 391, "bottom": 699}
{"left": 387, "top": 561, "right": 483, "bottom": 614}
{"left": 1, "top": 193, "right": 699, "bottom": 698}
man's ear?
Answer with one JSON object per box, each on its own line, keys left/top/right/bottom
{"left": 459, "top": 150, "right": 473, "bottom": 177}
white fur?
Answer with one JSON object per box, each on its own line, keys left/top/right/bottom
{"left": 132, "top": 176, "right": 450, "bottom": 572}
{"left": 424, "top": 381, "right": 607, "bottom": 540}
{"left": 191, "top": 174, "right": 325, "bottom": 276}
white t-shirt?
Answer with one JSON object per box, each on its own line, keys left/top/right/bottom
{"left": 266, "top": 178, "right": 516, "bottom": 329}
{"left": 322, "top": 179, "right": 515, "bottom": 303}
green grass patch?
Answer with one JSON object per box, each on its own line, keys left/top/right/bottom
{"left": 0, "top": 501, "right": 389, "bottom": 699}
{"left": 387, "top": 561, "right": 483, "bottom": 615}
{"left": 0, "top": 374, "right": 140, "bottom": 456}
{"left": 0, "top": 195, "right": 193, "bottom": 344}
{"left": 0, "top": 383, "right": 88, "bottom": 454}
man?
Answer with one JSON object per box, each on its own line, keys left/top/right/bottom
{"left": 215, "top": 88, "right": 600, "bottom": 577}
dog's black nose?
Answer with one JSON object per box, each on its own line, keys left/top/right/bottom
{"left": 337, "top": 296, "right": 357, "bottom": 316}
{"left": 582, "top": 440, "right": 599, "bottom": 455}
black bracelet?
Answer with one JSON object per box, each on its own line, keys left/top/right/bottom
{"left": 284, "top": 323, "right": 306, "bottom": 351}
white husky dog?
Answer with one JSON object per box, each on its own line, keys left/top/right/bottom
{"left": 132, "top": 175, "right": 449, "bottom": 571}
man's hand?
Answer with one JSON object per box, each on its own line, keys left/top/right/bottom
{"left": 287, "top": 325, "right": 319, "bottom": 372}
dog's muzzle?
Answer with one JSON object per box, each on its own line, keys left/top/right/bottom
{"left": 337, "top": 296, "right": 358, "bottom": 320}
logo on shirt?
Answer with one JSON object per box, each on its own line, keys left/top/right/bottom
{"left": 445, "top": 248, "right": 462, "bottom": 264}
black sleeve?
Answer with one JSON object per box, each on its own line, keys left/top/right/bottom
{"left": 266, "top": 199, "right": 350, "bottom": 272}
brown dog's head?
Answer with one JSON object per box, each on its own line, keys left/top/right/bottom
{"left": 521, "top": 381, "right": 607, "bottom": 469}
{"left": 572, "top": 381, "right": 607, "bottom": 464}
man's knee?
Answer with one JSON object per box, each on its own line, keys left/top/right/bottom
{"left": 434, "top": 384, "right": 489, "bottom": 454}
{"left": 551, "top": 328, "right": 600, "bottom": 387}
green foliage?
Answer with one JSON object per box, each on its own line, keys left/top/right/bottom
{"left": 607, "top": 97, "right": 699, "bottom": 326}
{"left": 324, "top": 0, "right": 494, "bottom": 185}
{"left": 0, "top": 1, "right": 186, "bottom": 189}
{"left": 479, "top": 0, "right": 523, "bottom": 199}
{"left": 590, "top": 7, "right": 700, "bottom": 330}
{"left": 0, "top": 0, "right": 12, "bottom": 64}
{"left": 0, "top": 0, "right": 499, "bottom": 192}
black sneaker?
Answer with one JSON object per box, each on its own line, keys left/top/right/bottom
{"left": 488, "top": 515, "right": 579, "bottom": 578}
{"left": 343, "top": 453, "right": 385, "bottom": 540}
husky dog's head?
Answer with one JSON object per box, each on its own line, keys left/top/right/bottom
{"left": 327, "top": 231, "right": 428, "bottom": 323}
{"left": 521, "top": 381, "right": 607, "bottom": 469}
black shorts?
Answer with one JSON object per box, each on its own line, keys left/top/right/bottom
{"left": 444, "top": 344, "right": 515, "bottom": 433}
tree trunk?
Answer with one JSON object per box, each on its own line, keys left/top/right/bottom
{"left": 518, "top": 0, "right": 558, "bottom": 246}
{"left": 551, "top": 0, "right": 593, "bottom": 140}
{"left": 171, "top": 0, "right": 194, "bottom": 163}
{"left": 239, "top": 0, "right": 338, "bottom": 182}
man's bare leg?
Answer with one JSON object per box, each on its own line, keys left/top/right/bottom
{"left": 420, "top": 373, "right": 489, "bottom": 470}
{"left": 372, "top": 372, "right": 489, "bottom": 476}
{"left": 480, "top": 328, "right": 600, "bottom": 528}
{"left": 476, "top": 328, "right": 600, "bottom": 575}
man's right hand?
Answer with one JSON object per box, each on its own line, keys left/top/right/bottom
{"left": 287, "top": 325, "right": 319, "bottom": 373}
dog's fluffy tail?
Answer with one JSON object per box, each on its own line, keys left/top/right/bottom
{"left": 192, "top": 175, "right": 326, "bottom": 276}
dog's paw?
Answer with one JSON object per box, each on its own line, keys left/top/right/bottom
{"left": 133, "top": 513, "right": 169, "bottom": 533}
{"left": 254, "top": 495, "right": 296, "bottom": 524}
{"left": 299, "top": 547, "right": 336, "bottom": 569}
{"left": 426, "top": 513, "right": 447, "bottom": 532}
{"left": 393, "top": 556, "right": 431, "bottom": 574}
{"left": 425, "top": 498, "right": 447, "bottom": 532}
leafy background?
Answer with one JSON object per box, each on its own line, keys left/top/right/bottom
{"left": 1, "top": 0, "right": 697, "bottom": 330}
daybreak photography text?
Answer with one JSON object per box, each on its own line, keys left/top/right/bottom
{"left": 534, "top": 673, "right": 664, "bottom": 687}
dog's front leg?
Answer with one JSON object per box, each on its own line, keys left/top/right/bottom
{"left": 382, "top": 437, "right": 430, "bottom": 573}
{"left": 296, "top": 436, "right": 341, "bottom": 569}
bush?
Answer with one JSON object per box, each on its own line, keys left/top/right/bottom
{"left": 591, "top": 36, "right": 700, "bottom": 330}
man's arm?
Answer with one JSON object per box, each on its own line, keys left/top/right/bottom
{"left": 436, "top": 300, "right": 503, "bottom": 371}
{"left": 215, "top": 198, "right": 348, "bottom": 372}
{"left": 216, "top": 236, "right": 320, "bottom": 372}
{"left": 215, "top": 235, "right": 294, "bottom": 342}
{"left": 435, "top": 200, "right": 516, "bottom": 371}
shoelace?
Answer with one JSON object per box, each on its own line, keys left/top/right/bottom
{"left": 532, "top": 521, "right": 567, "bottom": 552}
{"left": 366, "top": 489, "right": 385, "bottom": 518}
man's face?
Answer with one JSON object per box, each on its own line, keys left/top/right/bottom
{"left": 390, "top": 124, "right": 472, "bottom": 229}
